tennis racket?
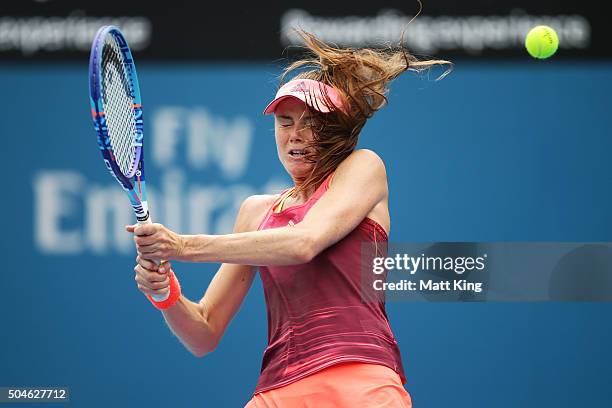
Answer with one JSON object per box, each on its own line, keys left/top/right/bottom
{"left": 88, "top": 25, "right": 168, "bottom": 301}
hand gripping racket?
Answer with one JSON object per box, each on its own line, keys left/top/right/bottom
{"left": 88, "top": 26, "right": 168, "bottom": 301}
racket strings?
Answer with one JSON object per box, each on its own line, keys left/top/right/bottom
{"left": 101, "top": 36, "right": 138, "bottom": 177}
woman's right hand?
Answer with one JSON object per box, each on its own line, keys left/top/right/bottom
{"left": 134, "top": 255, "right": 171, "bottom": 297}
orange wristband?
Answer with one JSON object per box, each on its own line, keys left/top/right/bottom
{"left": 147, "top": 270, "right": 181, "bottom": 310}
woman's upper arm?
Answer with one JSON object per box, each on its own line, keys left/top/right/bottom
{"left": 296, "top": 149, "right": 388, "bottom": 255}
{"left": 197, "top": 194, "right": 274, "bottom": 342}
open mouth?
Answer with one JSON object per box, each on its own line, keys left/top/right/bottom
{"left": 288, "top": 149, "right": 308, "bottom": 158}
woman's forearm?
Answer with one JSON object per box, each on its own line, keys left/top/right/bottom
{"left": 161, "top": 296, "right": 218, "bottom": 357}
{"left": 178, "top": 226, "right": 314, "bottom": 266}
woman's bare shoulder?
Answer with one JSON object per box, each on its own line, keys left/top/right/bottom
{"left": 334, "top": 149, "right": 387, "bottom": 183}
{"left": 234, "top": 194, "right": 280, "bottom": 232}
{"left": 344, "top": 149, "right": 385, "bottom": 168}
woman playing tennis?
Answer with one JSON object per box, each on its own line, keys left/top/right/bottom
{"left": 127, "top": 31, "right": 448, "bottom": 407}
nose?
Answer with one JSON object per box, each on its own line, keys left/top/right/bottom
{"left": 288, "top": 127, "right": 305, "bottom": 143}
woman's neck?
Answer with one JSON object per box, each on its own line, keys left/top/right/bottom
{"left": 287, "top": 183, "right": 316, "bottom": 205}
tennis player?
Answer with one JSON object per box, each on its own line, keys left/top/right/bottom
{"left": 127, "top": 31, "right": 449, "bottom": 407}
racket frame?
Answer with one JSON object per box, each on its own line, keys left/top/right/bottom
{"left": 89, "top": 25, "right": 150, "bottom": 223}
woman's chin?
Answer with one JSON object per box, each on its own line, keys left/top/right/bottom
{"left": 284, "top": 162, "right": 313, "bottom": 180}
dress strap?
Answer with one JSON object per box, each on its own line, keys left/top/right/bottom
{"left": 273, "top": 188, "right": 295, "bottom": 213}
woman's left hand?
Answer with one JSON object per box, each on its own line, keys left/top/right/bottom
{"left": 125, "top": 223, "right": 185, "bottom": 260}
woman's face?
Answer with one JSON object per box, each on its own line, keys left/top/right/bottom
{"left": 274, "top": 98, "right": 316, "bottom": 180}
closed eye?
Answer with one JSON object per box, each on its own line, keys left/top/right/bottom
{"left": 276, "top": 115, "right": 295, "bottom": 128}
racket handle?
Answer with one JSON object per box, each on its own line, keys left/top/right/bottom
{"left": 138, "top": 216, "right": 170, "bottom": 302}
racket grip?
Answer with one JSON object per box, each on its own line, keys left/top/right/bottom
{"left": 137, "top": 216, "right": 170, "bottom": 302}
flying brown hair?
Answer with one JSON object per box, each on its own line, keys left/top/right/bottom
{"left": 279, "top": 29, "right": 452, "bottom": 198}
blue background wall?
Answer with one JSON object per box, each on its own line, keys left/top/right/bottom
{"left": 1, "top": 61, "right": 611, "bottom": 407}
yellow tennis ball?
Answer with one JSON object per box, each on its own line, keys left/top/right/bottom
{"left": 525, "top": 25, "right": 559, "bottom": 59}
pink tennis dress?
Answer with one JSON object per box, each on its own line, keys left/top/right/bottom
{"left": 249, "top": 174, "right": 408, "bottom": 407}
